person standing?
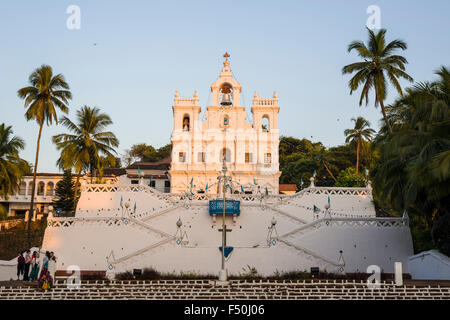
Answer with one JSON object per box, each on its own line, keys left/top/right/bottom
{"left": 48, "top": 252, "right": 57, "bottom": 286}
{"left": 24, "top": 250, "right": 32, "bottom": 281}
{"left": 17, "top": 251, "right": 25, "bottom": 280}
{"left": 29, "top": 251, "right": 40, "bottom": 281}
{"left": 38, "top": 251, "right": 50, "bottom": 280}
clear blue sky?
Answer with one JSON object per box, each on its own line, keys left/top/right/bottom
{"left": 1, "top": 0, "right": 449, "bottom": 172}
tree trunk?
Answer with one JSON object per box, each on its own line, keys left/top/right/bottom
{"left": 27, "top": 122, "right": 43, "bottom": 248}
{"left": 356, "top": 139, "right": 360, "bottom": 175}
{"left": 379, "top": 99, "right": 393, "bottom": 134}
{"left": 323, "top": 161, "right": 337, "bottom": 182}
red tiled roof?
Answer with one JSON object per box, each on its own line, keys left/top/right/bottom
{"left": 279, "top": 184, "right": 298, "bottom": 192}
{"left": 127, "top": 174, "right": 168, "bottom": 179}
{"left": 102, "top": 168, "right": 127, "bottom": 176}
{"left": 127, "top": 158, "right": 171, "bottom": 170}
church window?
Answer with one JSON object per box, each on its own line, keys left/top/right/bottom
{"left": 179, "top": 152, "right": 186, "bottom": 162}
{"left": 222, "top": 148, "right": 231, "bottom": 162}
{"left": 264, "top": 153, "right": 272, "bottom": 164}
{"left": 182, "top": 115, "right": 190, "bottom": 131}
{"left": 223, "top": 115, "right": 229, "bottom": 126}
{"left": 198, "top": 152, "right": 206, "bottom": 162}
{"left": 245, "top": 152, "right": 252, "bottom": 163}
{"left": 262, "top": 116, "right": 270, "bottom": 132}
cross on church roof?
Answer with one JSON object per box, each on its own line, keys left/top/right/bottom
{"left": 223, "top": 52, "right": 230, "bottom": 62}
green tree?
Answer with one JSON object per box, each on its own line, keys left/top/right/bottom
{"left": 52, "top": 106, "right": 119, "bottom": 204}
{"left": 146, "top": 143, "right": 172, "bottom": 162}
{"left": 123, "top": 143, "right": 172, "bottom": 164}
{"left": 344, "top": 117, "right": 375, "bottom": 174}
{"left": 335, "top": 167, "right": 366, "bottom": 187}
{"left": 52, "top": 169, "right": 75, "bottom": 215}
{"left": 17, "top": 65, "right": 72, "bottom": 246}
{"left": 0, "top": 204, "right": 7, "bottom": 220}
{"left": 372, "top": 66, "right": 450, "bottom": 254}
{"left": 0, "top": 124, "right": 29, "bottom": 200}
{"left": 342, "top": 28, "right": 413, "bottom": 133}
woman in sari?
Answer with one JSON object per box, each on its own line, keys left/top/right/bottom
{"left": 38, "top": 251, "right": 51, "bottom": 290}
{"left": 29, "top": 251, "right": 40, "bottom": 281}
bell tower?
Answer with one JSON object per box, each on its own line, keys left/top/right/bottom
{"left": 169, "top": 53, "right": 281, "bottom": 194}
{"left": 210, "top": 52, "right": 242, "bottom": 107}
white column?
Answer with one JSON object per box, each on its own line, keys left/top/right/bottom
{"left": 395, "top": 262, "right": 403, "bottom": 286}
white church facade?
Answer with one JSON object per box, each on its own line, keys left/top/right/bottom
{"left": 169, "top": 53, "right": 281, "bottom": 194}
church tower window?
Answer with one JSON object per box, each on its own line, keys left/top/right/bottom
{"left": 182, "top": 115, "right": 190, "bottom": 131}
{"left": 262, "top": 116, "right": 270, "bottom": 132}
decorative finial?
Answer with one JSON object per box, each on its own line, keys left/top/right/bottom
{"left": 194, "top": 90, "right": 198, "bottom": 98}
{"left": 223, "top": 52, "right": 230, "bottom": 67}
{"left": 175, "top": 90, "right": 179, "bottom": 98}
{"left": 273, "top": 91, "right": 277, "bottom": 98}
{"left": 254, "top": 91, "right": 258, "bottom": 99}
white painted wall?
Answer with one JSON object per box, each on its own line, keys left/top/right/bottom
{"left": 35, "top": 184, "right": 415, "bottom": 278}
{"left": 408, "top": 250, "right": 450, "bottom": 280}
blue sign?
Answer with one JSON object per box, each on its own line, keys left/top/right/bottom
{"left": 209, "top": 200, "right": 240, "bottom": 216}
{"left": 219, "top": 246, "right": 234, "bottom": 258}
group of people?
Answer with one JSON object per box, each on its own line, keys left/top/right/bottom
{"left": 17, "top": 250, "right": 57, "bottom": 290}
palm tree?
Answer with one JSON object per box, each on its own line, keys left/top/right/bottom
{"left": 372, "top": 66, "right": 450, "bottom": 255}
{"left": 342, "top": 28, "right": 413, "bottom": 133}
{"left": 17, "top": 65, "right": 71, "bottom": 246}
{"left": 52, "top": 106, "right": 119, "bottom": 205}
{"left": 0, "top": 124, "right": 29, "bottom": 200}
{"left": 344, "top": 117, "right": 375, "bottom": 174}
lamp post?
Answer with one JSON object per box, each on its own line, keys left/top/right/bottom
{"left": 218, "top": 157, "right": 231, "bottom": 281}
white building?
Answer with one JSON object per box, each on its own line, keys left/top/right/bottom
{"left": 0, "top": 173, "right": 62, "bottom": 218}
{"left": 169, "top": 53, "right": 281, "bottom": 194}
{"left": 0, "top": 163, "right": 171, "bottom": 218}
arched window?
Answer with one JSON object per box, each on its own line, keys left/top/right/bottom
{"left": 182, "top": 115, "right": 190, "bottom": 131}
{"left": 46, "top": 182, "right": 54, "bottom": 196}
{"left": 27, "top": 182, "right": 33, "bottom": 195}
{"left": 18, "top": 182, "right": 26, "bottom": 195}
{"left": 37, "top": 182, "right": 45, "bottom": 196}
{"left": 262, "top": 115, "right": 270, "bottom": 132}
{"left": 222, "top": 148, "right": 231, "bottom": 163}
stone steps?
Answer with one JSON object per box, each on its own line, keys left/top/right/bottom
{"left": 1, "top": 280, "right": 449, "bottom": 300}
